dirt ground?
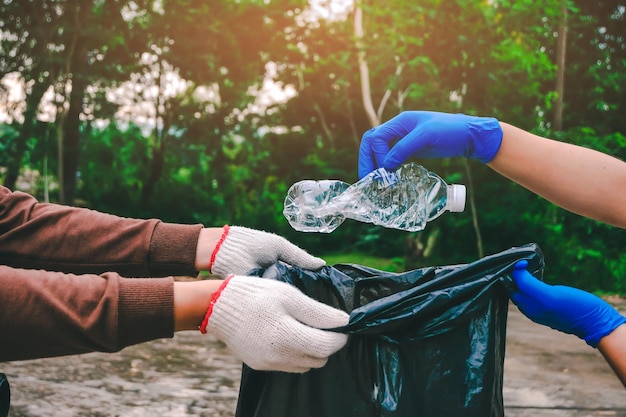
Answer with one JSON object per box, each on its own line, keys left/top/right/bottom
{"left": 503, "top": 302, "right": 626, "bottom": 417}
{"left": 3, "top": 301, "right": 626, "bottom": 417}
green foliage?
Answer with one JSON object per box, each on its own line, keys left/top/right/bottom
{"left": 78, "top": 123, "right": 149, "bottom": 215}
{"left": 323, "top": 252, "right": 405, "bottom": 273}
{"left": 2, "top": 1, "right": 625, "bottom": 293}
{"left": 0, "top": 124, "right": 19, "bottom": 166}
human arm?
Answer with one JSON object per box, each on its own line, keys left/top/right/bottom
{"left": 598, "top": 324, "right": 626, "bottom": 388}
{"left": 489, "top": 123, "right": 626, "bottom": 228}
{"left": 0, "top": 186, "right": 325, "bottom": 278}
{"left": 357, "top": 111, "right": 626, "bottom": 228}
{"left": 510, "top": 260, "right": 626, "bottom": 387}
{"left": 176, "top": 275, "right": 349, "bottom": 373}
{"left": 0, "top": 186, "right": 202, "bottom": 277}
{"left": 0, "top": 266, "right": 175, "bottom": 361}
{"left": 0, "top": 266, "right": 348, "bottom": 373}
{"left": 357, "top": 111, "right": 502, "bottom": 178}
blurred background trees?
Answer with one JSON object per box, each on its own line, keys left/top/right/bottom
{"left": 1, "top": 0, "right": 625, "bottom": 292}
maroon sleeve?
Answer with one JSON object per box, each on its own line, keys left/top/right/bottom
{"left": 0, "top": 265, "right": 175, "bottom": 361}
{"left": 0, "top": 186, "right": 203, "bottom": 277}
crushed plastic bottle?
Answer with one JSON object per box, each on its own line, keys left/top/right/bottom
{"left": 283, "top": 162, "right": 466, "bottom": 233}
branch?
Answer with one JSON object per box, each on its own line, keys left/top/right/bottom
{"left": 354, "top": 3, "right": 379, "bottom": 127}
{"left": 313, "top": 102, "right": 334, "bottom": 146}
{"left": 377, "top": 61, "right": 404, "bottom": 121}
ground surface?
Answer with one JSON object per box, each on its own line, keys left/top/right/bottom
{"left": 4, "top": 302, "right": 626, "bottom": 417}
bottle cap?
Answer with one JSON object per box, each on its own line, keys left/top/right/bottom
{"left": 447, "top": 185, "right": 466, "bottom": 212}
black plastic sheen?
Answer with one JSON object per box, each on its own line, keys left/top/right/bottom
{"left": 0, "top": 373, "right": 9, "bottom": 417}
{"left": 236, "top": 243, "right": 544, "bottom": 417}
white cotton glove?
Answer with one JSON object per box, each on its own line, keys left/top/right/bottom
{"left": 200, "top": 275, "right": 349, "bottom": 373}
{"left": 209, "top": 225, "right": 326, "bottom": 277}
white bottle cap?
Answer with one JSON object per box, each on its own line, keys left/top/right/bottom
{"left": 447, "top": 184, "right": 466, "bottom": 212}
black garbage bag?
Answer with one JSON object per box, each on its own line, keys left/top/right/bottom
{"left": 0, "top": 373, "right": 9, "bottom": 417}
{"left": 235, "top": 243, "right": 544, "bottom": 417}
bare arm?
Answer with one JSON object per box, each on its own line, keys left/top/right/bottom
{"left": 489, "top": 123, "right": 626, "bottom": 228}
{"left": 598, "top": 323, "right": 626, "bottom": 388}
{"left": 174, "top": 279, "right": 223, "bottom": 331}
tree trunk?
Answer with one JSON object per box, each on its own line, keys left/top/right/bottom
{"left": 463, "top": 159, "right": 484, "bottom": 259}
{"left": 59, "top": 71, "right": 87, "bottom": 205}
{"left": 140, "top": 57, "right": 167, "bottom": 209}
{"left": 354, "top": 3, "right": 379, "bottom": 128}
{"left": 3, "top": 79, "right": 49, "bottom": 189}
{"left": 313, "top": 102, "right": 334, "bottom": 147}
{"left": 354, "top": 4, "right": 406, "bottom": 127}
{"left": 140, "top": 144, "right": 165, "bottom": 209}
{"left": 404, "top": 227, "right": 440, "bottom": 270}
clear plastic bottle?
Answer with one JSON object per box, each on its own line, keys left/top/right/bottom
{"left": 283, "top": 162, "right": 466, "bottom": 233}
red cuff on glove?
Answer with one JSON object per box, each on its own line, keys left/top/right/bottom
{"left": 209, "top": 225, "right": 230, "bottom": 273}
{"left": 199, "top": 274, "right": 234, "bottom": 334}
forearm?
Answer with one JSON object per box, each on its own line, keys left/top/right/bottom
{"left": 0, "top": 186, "right": 203, "bottom": 277}
{"left": 488, "top": 123, "right": 626, "bottom": 228}
{"left": 0, "top": 266, "right": 174, "bottom": 362}
{"left": 173, "top": 279, "right": 223, "bottom": 331}
{"left": 194, "top": 227, "right": 225, "bottom": 271}
{"left": 598, "top": 323, "right": 626, "bottom": 388}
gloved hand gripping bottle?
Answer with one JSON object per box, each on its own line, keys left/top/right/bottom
{"left": 283, "top": 162, "right": 466, "bottom": 233}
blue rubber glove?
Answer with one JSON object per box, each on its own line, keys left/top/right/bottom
{"left": 511, "top": 260, "right": 626, "bottom": 347}
{"left": 358, "top": 111, "right": 503, "bottom": 179}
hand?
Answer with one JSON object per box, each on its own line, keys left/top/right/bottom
{"left": 511, "top": 260, "right": 626, "bottom": 347}
{"left": 209, "top": 225, "right": 326, "bottom": 277}
{"left": 358, "top": 111, "right": 503, "bottom": 178}
{"left": 201, "top": 275, "right": 349, "bottom": 373}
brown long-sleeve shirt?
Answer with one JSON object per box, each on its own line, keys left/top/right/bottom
{"left": 0, "top": 186, "right": 204, "bottom": 361}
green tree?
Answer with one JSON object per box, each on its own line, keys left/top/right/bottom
{"left": 0, "top": 0, "right": 155, "bottom": 203}
{"left": 562, "top": 1, "right": 626, "bottom": 134}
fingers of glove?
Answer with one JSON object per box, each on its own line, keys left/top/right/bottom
{"left": 511, "top": 261, "right": 622, "bottom": 344}
{"left": 274, "top": 234, "right": 326, "bottom": 270}
{"left": 382, "top": 114, "right": 480, "bottom": 168}
{"left": 281, "top": 284, "right": 350, "bottom": 330}
{"left": 511, "top": 260, "right": 559, "bottom": 323}
{"left": 358, "top": 128, "right": 379, "bottom": 179}
{"left": 229, "top": 340, "right": 327, "bottom": 374}
{"left": 214, "top": 227, "right": 325, "bottom": 275}
{"left": 514, "top": 261, "right": 596, "bottom": 313}
{"left": 382, "top": 126, "right": 437, "bottom": 170}
{"left": 358, "top": 130, "right": 396, "bottom": 179}
{"left": 264, "top": 281, "right": 349, "bottom": 359}
{"left": 272, "top": 316, "right": 349, "bottom": 363}
{"left": 358, "top": 113, "right": 422, "bottom": 178}
{"left": 209, "top": 277, "right": 345, "bottom": 374}
{"left": 237, "top": 227, "right": 326, "bottom": 270}
{"left": 512, "top": 260, "right": 551, "bottom": 298}
{"left": 241, "top": 340, "right": 332, "bottom": 373}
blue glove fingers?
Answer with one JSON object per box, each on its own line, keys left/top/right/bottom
{"left": 358, "top": 116, "right": 416, "bottom": 178}
{"left": 511, "top": 260, "right": 626, "bottom": 347}
{"left": 381, "top": 126, "right": 434, "bottom": 171}
{"left": 358, "top": 130, "right": 394, "bottom": 179}
{"left": 378, "top": 112, "right": 456, "bottom": 170}
{"left": 511, "top": 260, "right": 556, "bottom": 320}
{"left": 383, "top": 113, "right": 491, "bottom": 166}
{"left": 358, "top": 128, "right": 379, "bottom": 179}
{"left": 358, "top": 111, "right": 504, "bottom": 177}
{"left": 512, "top": 260, "right": 588, "bottom": 336}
